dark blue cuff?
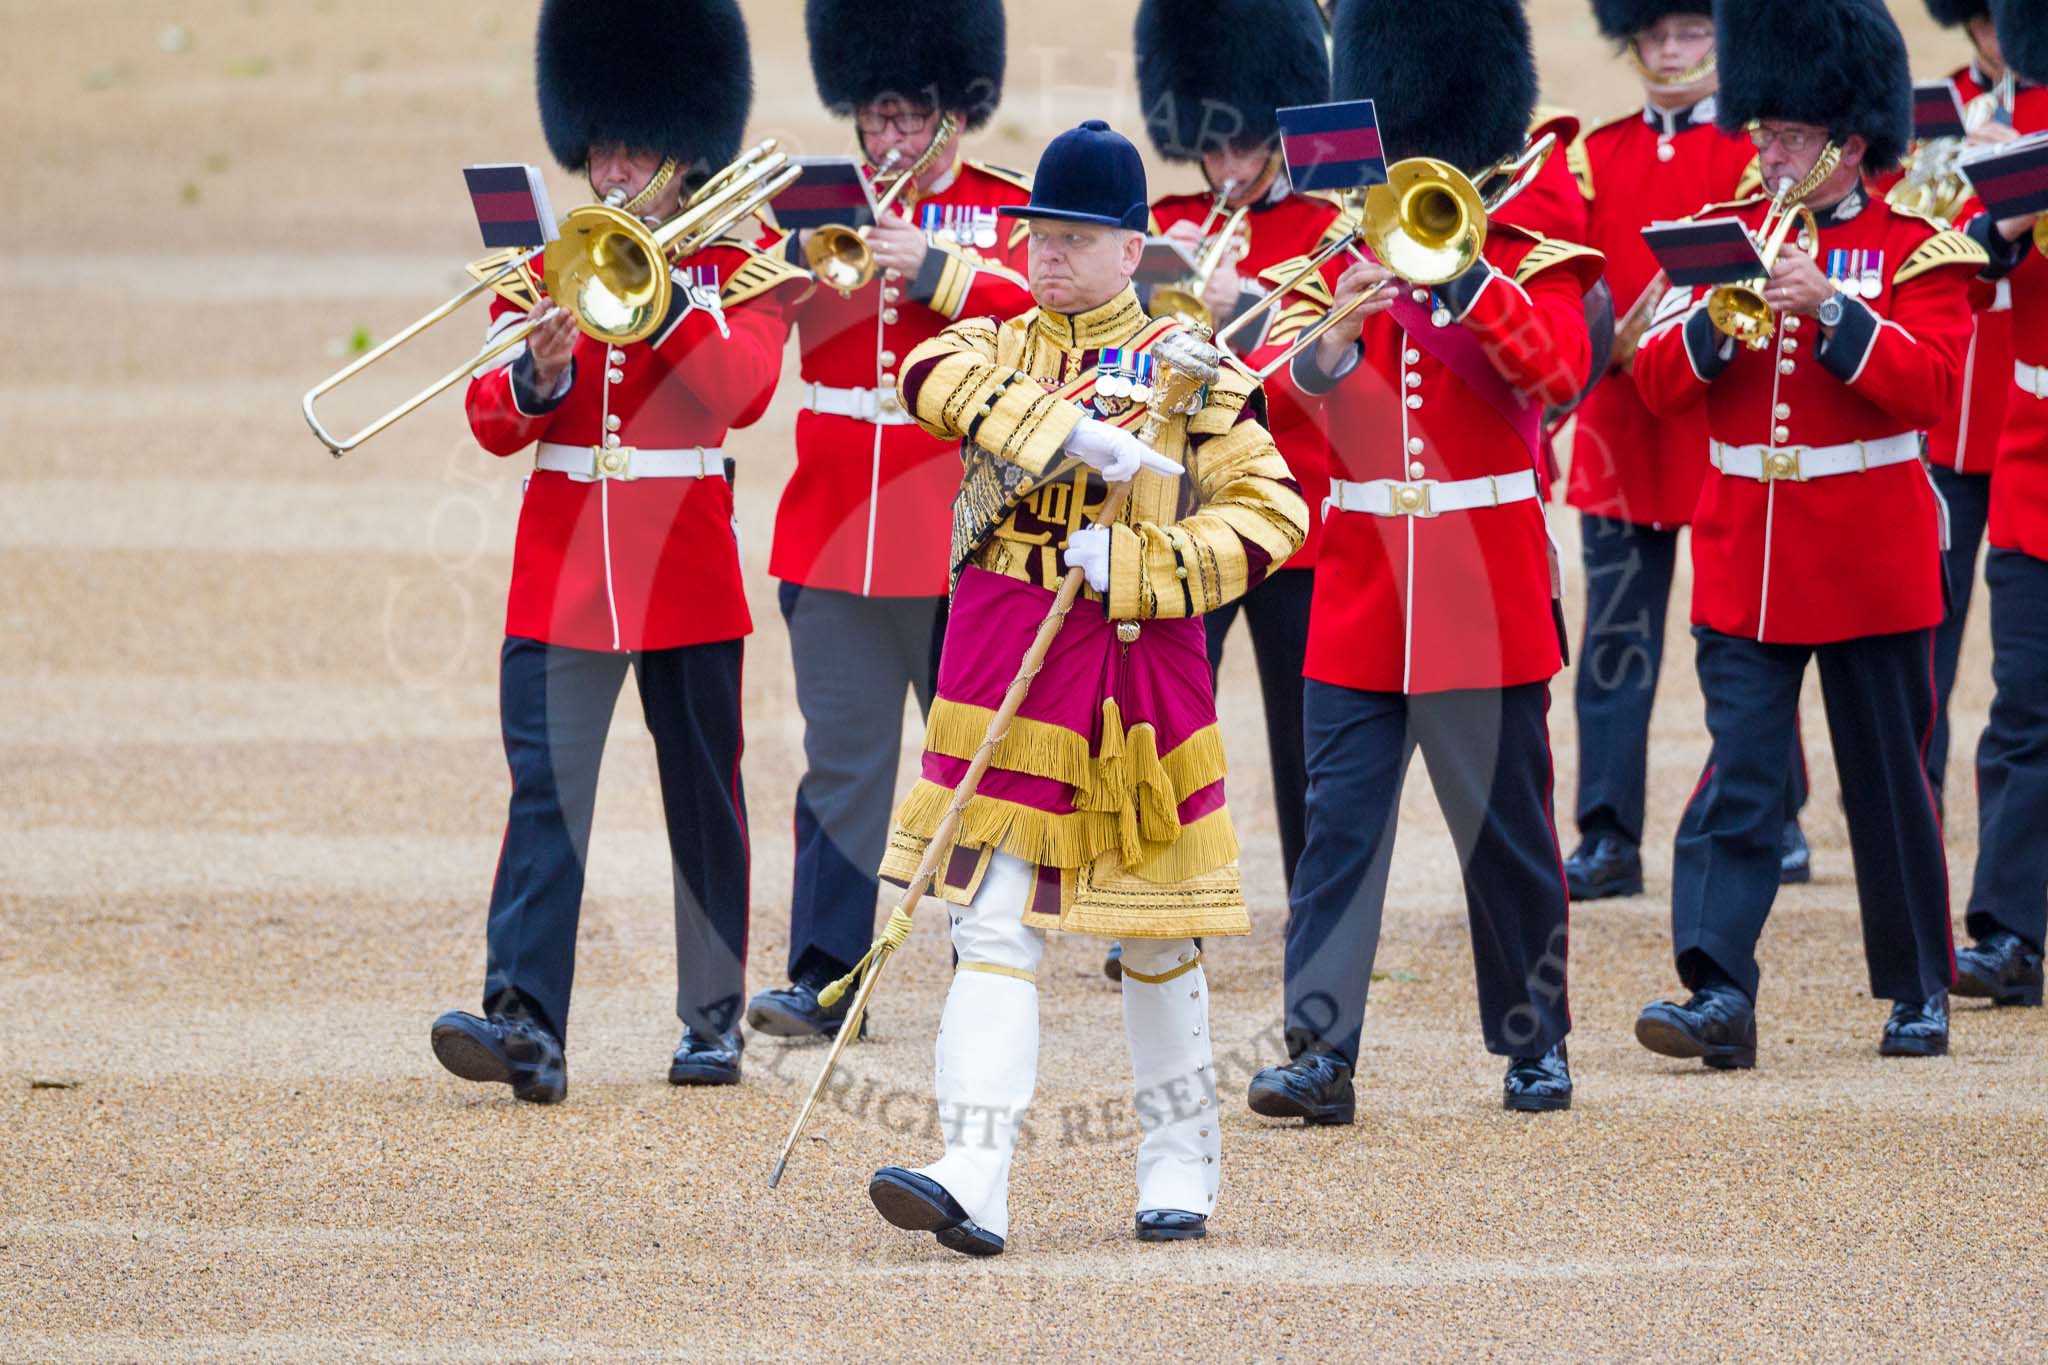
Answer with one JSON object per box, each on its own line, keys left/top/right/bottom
{"left": 1816, "top": 294, "right": 1879, "bottom": 384}
{"left": 1968, "top": 213, "right": 2030, "bottom": 281}
{"left": 1290, "top": 338, "right": 1360, "bottom": 396}
{"left": 510, "top": 352, "right": 573, "bottom": 415}
{"left": 905, "top": 241, "right": 951, "bottom": 307}
{"left": 1436, "top": 260, "right": 1496, "bottom": 321}
{"left": 1682, "top": 306, "right": 1734, "bottom": 382}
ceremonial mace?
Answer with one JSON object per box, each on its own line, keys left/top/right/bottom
{"left": 769, "top": 330, "right": 1223, "bottom": 1188}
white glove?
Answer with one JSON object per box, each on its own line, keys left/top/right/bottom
{"left": 1066, "top": 524, "right": 1112, "bottom": 592}
{"left": 1062, "top": 417, "right": 1184, "bottom": 483}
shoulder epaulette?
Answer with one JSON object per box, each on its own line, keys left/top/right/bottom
{"left": 1567, "top": 135, "right": 1594, "bottom": 201}
{"left": 1894, "top": 228, "right": 1992, "bottom": 285}
{"left": 1733, "top": 155, "right": 1764, "bottom": 200}
{"left": 466, "top": 248, "right": 544, "bottom": 311}
{"left": 965, "top": 158, "right": 1033, "bottom": 194}
{"left": 1512, "top": 234, "right": 1605, "bottom": 286}
{"left": 1315, "top": 202, "right": 1362, "bottom": 254}
{"left": 1256, "top": 253, "right": 1335, "bottom": 309}
{"left": 718, "top": 239, "right": 814, "bottom": 308}
{"left": 1685, "top": 191, "right": 1771, "bottom": 221}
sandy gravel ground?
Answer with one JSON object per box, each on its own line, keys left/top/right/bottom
{"left": 5, "top": 1, "right": 2044, "bottom": 1359}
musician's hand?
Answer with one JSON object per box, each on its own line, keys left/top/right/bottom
{"left": 1163, "top": 220, "right": 1205, "bottom": 250}
{"left": 1762, "top": 244, "right": 1834, "bottom": 318}
{"left": 1997, "top": 210, "right": 2044, "bottom": 243}
{"left": 1968, "top": 119, "right": 2019, "bottom": 148}
{"left": 525, "top": 304, "right": 578, "bottom": 389}
{"left": 1065, "top": 524, "right": 1112, "bottom": 593}
{"left": 868, "top": 211, "right": 930, "bottom": 278}
{"left": 1312, "top": 259, "right": 1396, "bottom": 371}
{"left": 1202, "top": 259, "right": 1244, "bottom": 319}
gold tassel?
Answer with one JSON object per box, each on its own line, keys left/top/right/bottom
{"left": 919, "top": 698, "right": 1095, "bottom": 788}
{"left": 1129, "top": 807, "right": 1241, "bottom": 883}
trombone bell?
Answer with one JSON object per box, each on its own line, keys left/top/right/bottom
{"left": 1364, "top": 158, "right": 1486, "bottom": 287}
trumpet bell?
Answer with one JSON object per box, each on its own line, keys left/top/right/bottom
{"left": 1364, "top": 158, "right": 1486, "bottom": 287}
{"left": 805, "top": 224, "right": 877, "bottom": 294}
{"left": 1706, "top": 281, "right": 1775, "bottom": 351}
{"left": 545, "top": 203, "right": 670, "bottom": 347}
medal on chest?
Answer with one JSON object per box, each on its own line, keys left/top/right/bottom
{"left": 1824, "top": 248, "right": 1884, "bottom": 301}
{"left": 1091, "top": 348, "right": 1156, "bottom": 418}
{"left": 919, "top": 203, "right": 1000, "bottom": 250}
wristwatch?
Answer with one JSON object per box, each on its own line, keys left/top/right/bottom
{"left": 1815, "top": 293, "right": 1846, "bottom": 329}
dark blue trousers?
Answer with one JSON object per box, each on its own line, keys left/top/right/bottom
{"left": 779, "top": 582, "right": 946, "bottom": 981}
{"left": 1204, "top": 568, "right": 1313, "bottom": 892}
{"left": 1967, "top": 547, "right": 2048, "bottom": 953}
{"left": 483, "top": 635, "right": 750, "bottom": 1043}
{"left": 1927, "top": 465, "right": 1992, "bottom": 815}
{"left": 1574, "top": 513, "right": 1808, "bottom": 844}
{"left": 1674, "top": 626, "right": 1952, "bottom": 1004}
{"left": 1282, "top": 679, "right": 1571, "bottom": 1064}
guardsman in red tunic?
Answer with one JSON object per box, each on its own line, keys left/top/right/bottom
{"left": 1950, "top": 0, "right": 2048, "bottom": 1006}
{"left": 428, "top": 0, "right": 809, "bottom": 1103}
{"left": 1630, "top": 0, "right": 1984, "bottom": 1068}
{"left": 1561, "top": 2, "right": 1807, "bottom": 903}
{"left": 1246, "top": 0, "right": 1599, "bottom": 1122}
{"left": 745, "top": 0, "right": 1035, "bottom": 1043}
{"left": 1895, "top": 0, "right": 2048, "bottom": 817}
{"left": 1113, "top": 0, "right": 1334, "bottom": 979}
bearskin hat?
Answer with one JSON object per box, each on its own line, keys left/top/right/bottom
{"left": 1925, "top": 0, "right": 1989, "bottom": 29}
{"left": 1715, "top": 0, "right": 1910, "bottom": 174}
{"left": 1329, "top": 0, "right": 1537, "bottom": 174}
{"left": 1993, "top": 0, "right": 2048, "bottom": 85}
{"left": 1590, "top": 1, "right": 1712, "bottom": 42}
{"left": 536, "top": 0, "right": 753, "bottom": 174}
{"left": 1135, "top": 0, "right": 1331, "bottom": 161}
{"left": 806, "top": 0, "right": 1007, "bottom": 132}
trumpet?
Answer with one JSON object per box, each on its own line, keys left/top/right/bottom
{"left": 1706, "top": 142, "right": 1841, "bottom": 350}
{"left": 303, "top": 140, "right": 800, "bottom": 457}
{"left": 805, "top": 114, "right": 959, "bottom": 295}
{"left": 1888, "top": 72, "right": 2014, "bottom": 227}
{"left": 1151, "top": 183, "right": 1253, "bottom": 331}
{"left": 1215, "top": 131, "right": 1558, "bottom": 381}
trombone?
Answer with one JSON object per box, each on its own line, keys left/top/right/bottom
{"left": 303, "top": 140, "right": 800, "bottom": 457}
{"left": 1706, "top": 142, "right": 1841, "bottom": 350}
{"left": 1215, "top": 132, "right": 1558, "bottom": 381}
{"left": 805, "top": 113, "right": 959, "bottom": 295}
{"left": 1152, "top": 182, "right": 1253, "bottom": 331}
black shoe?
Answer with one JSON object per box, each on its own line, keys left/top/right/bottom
{"left": 1778, "top": 820, "right": 1811, "bottom": 885}
{"left": 1503, "top": 1041, "right": 1572, "bottom": 1112}
{"left": 1563, "top": 831, "right": 1643, "bottom": 901}
{"left": 745, "top": 972, "right": 869, "bottom": 1039}
{"left": 1135, "top": 1209, "right": 1208, "bottom": 1242}
{"left": 1880, "top": 993, "right": 1950, "bottom": 1057}
{"left": 430, "top": 1010, "right": 566, "bottom": 1104}
{"left": 1634, "top": 983, "right": 1758, "bottom": 1070}
{"left": 1104, "top": 941, "right": 1123, "bottom": 982}
{"left": 868, "top": 1166, "right": 1005, "bottom": 1257}
{"left": 1954, "top": 932, "right": 2045, "bottom": 1007}
{"left": 1246, "top": 1051, "right": 1355, "bottom": 1126}
{"left": 667, "top": 1027, "right": 742, "bottom": 1086}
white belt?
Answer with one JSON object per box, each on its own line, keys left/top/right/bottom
{"left": 801, "top": 382, "right": 917, "bottom": 426}
{"left": 1325, "top": 467, "right": 1539, "bottom": 519}
{"left": 2017, "top": 359, "right": 2048, "bottom": 399}
{"left": 535, "top": 441, "right": 725, "bottom": 482}
{"left": 1709, "top": 432, "right": 1919, "bottom": 482}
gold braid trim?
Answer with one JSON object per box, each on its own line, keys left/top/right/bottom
{"left": 958, "top": 962, "right": 1038, "bottom": 983}
{"left": 1117, "top": 951, "right": 1203, "bottom": 984}
{"left": 1894, "top": 229, "right": 1991, "bottom": 286}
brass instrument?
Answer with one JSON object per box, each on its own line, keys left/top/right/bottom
{"left": 805, "top": 113, "right": 959, "bottom": 295}
{"left": 1152, "top": 183, "right": 1253, "bottom": 330}
{"left": 1215, "top": 131, "right": 1558, "bottom": 381}
{"left": 1888, "top": 73, "right": 2015, "bottom": 226}
{"left": 303, "top": 140, "right": 800, "bottom": 457}
{"left": 1707, "top": 143, "right": 1842, "bottom": 350}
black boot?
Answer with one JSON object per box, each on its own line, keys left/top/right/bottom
{"left": 1563, "top": 830, "right": 1643, "bottom": 901}
{"left": 1503, "top": 1041, "right": 1572, "bottom": 1112}
{"left": 1880, "top": 993, "right": 1950, "bottom": 1057}
{"left": 1778, "top": 819, "right": 1811, "bottom": 885}
{"left": 1103, "top": 941, "right": 1123, "bottom": 982}
{"left": 1246, "top": 1051, "right": 1355, "bottom": 1125}
{"left": 668, "top": 1027, "right": 743, "bottom": 1086}
{"left": 1634, "top": 981, "right": 1758, "bottom": 1070}
{"left": 868, "top": 1166, "right": 1005, "bottom": 1256}
{"left": 1953, "top": 932, "right": 2045, "bottom": 1007}
{"left": 1135, "top": 1210, "right": 1208, "bottom": 1242}
{"left": 745, "top": 969, "right": 868, "bottom": 1039}
{"left": 430, "top": 1010, "right": 566, "bottom": 1104}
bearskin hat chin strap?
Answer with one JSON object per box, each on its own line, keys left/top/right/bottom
{"left": 615, "top": 158, "right": 681, "bottom": 218}
{"left": 1627, "top": 43, "right": 1717, "bottom": 90}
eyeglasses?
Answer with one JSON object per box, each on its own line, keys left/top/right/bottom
{"left": 856, "top": 106, "right": 938, "bottom": 136}
{"left": 1748, "top": 124, "right": 1821, "bottom": 153}
{"left": 1639, "top": 23, "right": 1714, "bottom": 48}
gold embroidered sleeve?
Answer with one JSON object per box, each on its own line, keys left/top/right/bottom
{"left": 1105, "top": 371, "right": 1309, "bottom": 621}
{"left": 899, "top": 319, "right": 1085, "bottom": 478}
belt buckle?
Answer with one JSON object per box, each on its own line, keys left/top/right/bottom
{"left": 1762, "top": 448, "right": 1802, "bottom": 483}
{"left": 1391, "top": 480, "right": 1434, "bottom": 517}
{"left": 875, "top": 389, "right": 903, "bottom": 421}
{"left": 591, "top": 444, "right": 634, "bottom": 481}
